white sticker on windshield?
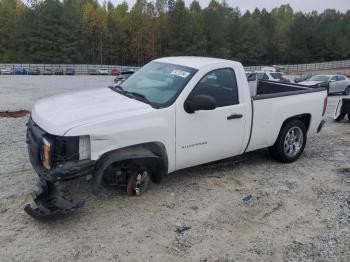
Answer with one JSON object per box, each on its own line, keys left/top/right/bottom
{"left": 170, "top": 69, "right": 190, "bottom": 78}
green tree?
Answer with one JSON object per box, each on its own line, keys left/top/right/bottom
{"left": 0, "top": 0, "right": 26, "bottom": 62}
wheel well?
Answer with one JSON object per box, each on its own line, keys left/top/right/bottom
{"left": 281, "top": 114, "right": 311, "bottom": 132}
{"left": 94, "top": 142, "right": 168, "bottom": 184}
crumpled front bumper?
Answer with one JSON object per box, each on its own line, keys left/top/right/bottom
{"left": 24, "top": 160, "right": 95, "bottom": 220}
{"left": 24, "top": 179, "right": 85, "bottom": 220}
{"left": 25, "top": 117, "right": 95, "bottom": 220}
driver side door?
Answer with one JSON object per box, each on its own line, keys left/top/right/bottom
{"left": 175, "top": 68, "right": 247, "bottom": 170}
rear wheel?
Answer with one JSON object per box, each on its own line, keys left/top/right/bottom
{"left": 269, "top": 119, "right": 306, "bottom": 163}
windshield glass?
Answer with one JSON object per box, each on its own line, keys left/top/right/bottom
{"left": 120, "top": 62, "right": 197, "bottom": 108}
{"left": 309, "top": 75, "right": 330, "bottom": 82}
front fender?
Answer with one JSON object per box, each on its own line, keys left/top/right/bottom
{"left": 94, "top": 144, "right": 167, "bottom": 184}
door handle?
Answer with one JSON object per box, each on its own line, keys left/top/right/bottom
{"left": 227, "top": 113, "right": 243, "bottom": 120}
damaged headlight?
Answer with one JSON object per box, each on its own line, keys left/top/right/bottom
{"left": 41, "top": 135, "right": 91, "bottom": 168}
{"left": 79, "top": 135, "right": 91, "bottom": 160}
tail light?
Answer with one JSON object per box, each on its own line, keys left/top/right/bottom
{"left": 322, "top": 96, "right": 327, "bottom": 116}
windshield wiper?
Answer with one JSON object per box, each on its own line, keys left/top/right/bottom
{"left": 128, "top": 91, "right": 151, "bottom": 103}
{"left": 109, "top": 86, "right": 157, "bottom": 108}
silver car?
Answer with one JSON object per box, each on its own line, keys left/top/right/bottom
{"left": 0, "top": 68, "right": 13, "bottom": 75}
{"left": 299, "top": 75, "right": 350, "bottom": 95}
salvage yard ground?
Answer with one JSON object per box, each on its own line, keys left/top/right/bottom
{"left": 0, "top": 76, "right": 349, "bottom": 261}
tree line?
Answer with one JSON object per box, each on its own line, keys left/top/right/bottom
{"left": 0, "top": 0, "right": 349, "bottom": 66}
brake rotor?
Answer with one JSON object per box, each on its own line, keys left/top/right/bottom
{"left": 127, "top": 171, "right": 150, "bottom": 196}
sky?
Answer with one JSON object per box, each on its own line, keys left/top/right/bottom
{"left": 110, "top": 0, "right": 350, "bottom": 13}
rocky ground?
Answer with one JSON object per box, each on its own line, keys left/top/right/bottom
{"left": 0, "top": 76, "right": 349, "bottom": 261}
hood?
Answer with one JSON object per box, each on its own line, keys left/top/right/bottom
{"left": 31, "top": 87, "right": 151, "bottom": 135}
{"left": 298, "top": 80, "right": 325, "bottom": 86}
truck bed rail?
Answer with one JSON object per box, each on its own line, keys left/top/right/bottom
{"left": 253, "top": 80, "right": 326, "bottom": 100}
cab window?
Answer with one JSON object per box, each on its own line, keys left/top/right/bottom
{"left": 189, "top": 68, "right": 239, "bottom": 107}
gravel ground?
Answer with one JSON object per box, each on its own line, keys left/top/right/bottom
{"left": 0, "top": 76, "right": 349, "bottom": 261}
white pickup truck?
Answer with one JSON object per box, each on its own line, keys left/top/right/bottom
{"left": 25, "top": 57, "right": 327, "bottom": 219}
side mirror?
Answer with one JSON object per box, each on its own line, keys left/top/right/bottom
{"left": 184, "top": 95, "right": 216, "bottom": 114}
{"left": 330, "top": 79, "right": 336, "bottom": 82}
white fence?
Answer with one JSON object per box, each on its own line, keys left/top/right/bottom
{"left": 0, "top": 63, "right": 138, "bottom": 75}
{"left": 1, "top": 59, "right": 350, "bottom": 74}
{"left": 244, "top": 60, "right": 350, "bottom": 73}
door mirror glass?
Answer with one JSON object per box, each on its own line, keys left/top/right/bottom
{"left": 184, "top": 95, "right": 216, "bottom": 114}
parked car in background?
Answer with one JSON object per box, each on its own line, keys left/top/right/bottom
{"left": 65, "top": 68, "right": 75, "bottom": 75}
{"left": 245, "top": 71, "right": 253, "bottom": 79}
{"left": 111, "top": 69, "right": 120, "bottom": 76}
{"left": 14, "top": 67, "right": 27, "bottom": 75}
{"left": 248, "top": 71, "right": 291, "bottom": 83}
{"left": 28, "top": 68, "right": 41, "bottom": 75}
{"left": 0, "top": 68, "right": 13, "bottom": 75}
{"left": 43, "top": 69, "right": 53, "bottom": 75}
{"left": 272, "top": 65, "right": 285, "bottom": 72}
{"left": 261, "top": 66, "right": 276, "bottom": 72}
{"left": 298, "top": 75, "right": 350, "bottom": 95}
{"left": 113, "top": 70, "right": 135, "bottom": 86}
{"left": 98, "top": 68, "right": 109, "bottom": 75}
{"left": 54, "top": 68, "right": 64, "bottom": 75}
{"left": 87, "top": 68, "right": 98, "bottom": 75}
{"left": 294, "top": 74, "right": 313, "bottom": 83}
{"left": 246, "top": 71, "right": 291, "bottom": 96}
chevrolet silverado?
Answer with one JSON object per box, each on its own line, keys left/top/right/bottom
{"left": 25, "top": 57, "right": 327, "bottom": 219}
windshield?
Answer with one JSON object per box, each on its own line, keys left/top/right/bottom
{"left": 119, "top": 61, "right": 197, "bottom": 108}
{"left": 309, "top": 75, "right": 330, "bottom": 82}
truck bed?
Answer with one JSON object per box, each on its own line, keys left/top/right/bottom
{"left": 245, "top": 80, "right": 327, "bottom": 153}
{"left": 252, "top": 80, "right": 325, "bottom": 99}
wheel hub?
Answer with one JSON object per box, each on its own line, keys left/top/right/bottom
{"left": 284, "top": 126, "right": 303, "bottom": 157}
{"left": 127, "top": 170, "right": 150, "bottom": 196}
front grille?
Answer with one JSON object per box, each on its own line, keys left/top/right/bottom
{"left": 26, "top": 118, "right": 80, "bottom": 175}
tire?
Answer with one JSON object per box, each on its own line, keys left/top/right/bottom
{"left": 343, "top": 86, "right": 350, "bottom": 96}
{"left": 269, "top": 119, "right": 307, "bottom": 163}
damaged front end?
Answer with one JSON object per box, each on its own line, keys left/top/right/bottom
{"left": 25, "top": 117, "right": 94, "bottom": 220}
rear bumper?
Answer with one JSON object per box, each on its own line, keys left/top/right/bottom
{"left": 317, "top": 120, "right": 326, "bottom": 133}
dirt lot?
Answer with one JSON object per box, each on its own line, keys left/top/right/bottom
{"left": 0, "top": 76, "right": 349, "bottom": 261}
